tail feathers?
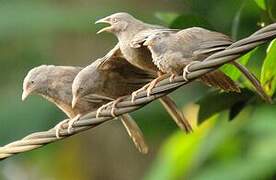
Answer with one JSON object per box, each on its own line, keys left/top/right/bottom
{"left": 120, "top": 114, "right": 149, "bottom": 154}
{"left": 231, "top": 61, "right": 272, "bottom": 103}
{"left": 159, "top": 96, "right": 193, "bottom": 133}
{"left": 200, "top": 70, "right": 241, "bottom": 92}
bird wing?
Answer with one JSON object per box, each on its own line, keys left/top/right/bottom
{"left": 177, "top": 27, "right": 233, "bottom": 58}
{"left": 97, "top": 43, "right": 125, "bottom": 69}
{"left": 82, "top": 94, "right": 114, "bottom": 104}
{"left": 130, "top": 29, "right": 179, "bottom": 48}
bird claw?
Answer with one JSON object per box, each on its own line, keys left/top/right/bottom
{"left": 169, "top": 74, "right": 176, "bottom": 82}
{"left": 68, "top": 114, "right": 81, "bottom": 133}
{"left": 96, "top": 102, "right": 113, "bottom": 118}
{"left": 146, "top": 81, "right": 156, "bottom": 97}
{"left": 110, "top": 97, "right": 124, "bottom": 117}
{"left": 54, "top": 119, "right": 69, "bottom": 139}
{"left": 131, "top": 84, "right": 149, "bottom": 103}
{"left": 183, "top": 61, "right": 199, "bottom": 81}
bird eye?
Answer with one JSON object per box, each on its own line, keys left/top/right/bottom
{"left": 112, "top": 18, "right": 118, "bottom": 23}
{"left": 31, "top": 81, "right": 34, "bottom": 84}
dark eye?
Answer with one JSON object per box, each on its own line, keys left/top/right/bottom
{"left": 112, "top": 18, "right": 118, "bottom": 23}
{"left": 31, "top": 81, "right": 34, "bottom": 84}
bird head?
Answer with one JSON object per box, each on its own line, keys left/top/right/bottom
{"left": 72, "top": 64, "right": 97, "bottom": 108}
{"left": 22, "top": 65, "right": 49, "bottom": 101}
{"left": 143, "top": 32, "right": 171, "bottom": 55}
{"left": 95, "top": 12, "right": 138, "bottom": 35}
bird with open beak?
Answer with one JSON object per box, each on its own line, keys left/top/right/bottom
{"left": 22, "top": 65, "right": 149, "bottom": 154}
{"left": 95, "top": 12, "right": 271, "bottom": 103}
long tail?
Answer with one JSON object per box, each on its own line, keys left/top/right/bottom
{"left": 200, "top": 70, "right": 241, "bottom": 92}
{"left": 159, "top": 95, "right": 193, "bottom": 133}
{"left": 231, "top": 61, "right": 272, "bottom": 103}
{"left": 120, "top": 114, "right": 149, "bottom": 154}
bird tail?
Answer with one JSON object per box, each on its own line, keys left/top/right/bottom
{"left": 120, "top": 114, "right": 149, "bottom": 154}
{"left": 200, "top": 70, "right": 241, "bottom": 92}
{"left": 159, "top": 96, "right": 193, "bottom": 133}
{"left": 231, "top": 61, "right": 272, "bottom": 103}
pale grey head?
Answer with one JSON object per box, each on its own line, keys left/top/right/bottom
{"left": 143, "top": 32, "right": 171, "bottom": 56}
{"left": 71, "top": 63, "right": 102, "bottom": 108}
{"left": 22, "top": 65, "right": 52, "bottom": 101}
{"left": 95, "top": 12, "right": 143, "bottom": 36}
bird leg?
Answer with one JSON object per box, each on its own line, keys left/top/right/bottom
{"left": 131, "top": 84, "right": 150, "bottom": 103}
{"left": 68, "top": 114, "right": 81, "bottom": 133}
{"left": 146, "top": 74, "right": 169, "bottom": 96}
{"left": 110, "top": 96, "right": 126, "bottom": 117}
{"left": 96, "top": 101, "right": 114, "bottom": 118}
{"left": 169, "top": 74, "right": 176, "bottom": 82}
{"left": 183, "top": 61, "right": 199, "bottom": 81}
{"left": 131, "top": 71, "right": 167, "bottom": 102}
{"left": 54, "top": 119, "right": 70, "bottom": 139}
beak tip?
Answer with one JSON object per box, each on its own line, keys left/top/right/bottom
{"left": 72, "top": 97, "right": 78, "bottom": 108}
{"left": 22, "top": 91, "right": 28, "bottom": 101}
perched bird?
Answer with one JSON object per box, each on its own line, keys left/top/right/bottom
{"left": 134, "top": 28, "right": 271, "bottom": 102}
{"left": 22, "top": 65, "right": 149, "bottom": 154}
{"left": 72, "top": 49, "right": 193, "bottom": 133}
{"left": 95, "top": 12, "right": 270, "bottom": 103}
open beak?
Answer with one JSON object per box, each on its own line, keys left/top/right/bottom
{"left": 143, "top": 39, "right": 154, "bottom": 46}
{"left": 72, "top": 95, "right": 79, "bottom": 109}
{"left": 22, "top": 90, "right": 30, "bottom": 101}
{"left": 95, "top": 17, "right": 113, "bottom": 34}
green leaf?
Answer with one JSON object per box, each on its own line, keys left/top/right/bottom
{"left": 144, "top": 116, "right": 217, "bottom": 180}
{"left": 261, "top": 39, "right": 276, "bottom": 96}
{"left": 196, "top": 89, "right": 254, "bottom": 124}
{"left": 220, "top": 49, "right": 256, "bottom": 81}
{"left": 155, "top": 12, "right": 179, "bottom": 26}
{"left": 170, "top": 14, "right": 212, "bottom": 29}
{"left": 254, "top": 0, "right": 267, "bottom": 10}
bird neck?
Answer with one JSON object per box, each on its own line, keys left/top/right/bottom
{"left": 39, "top": 93, "right": 76, "bottom": 119}
{"left": 117, "top": 23, "right": 146, "bottom": 41}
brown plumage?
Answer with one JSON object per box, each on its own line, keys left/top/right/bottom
{"left": 95, "top": 12, "right": 172, "bottom": 73}
{"left": 95, "top": 13, "right": 193, "bottom": 132}
{"left": 135, "top": 27, "right": 271, "bottom": 101}
{"left": 96, "top": 13, "right": 270, "bottom": 102}
{"left": 22, "top": 65, "right": 149, "bottom": 154}
{"left": 72, "top": 49, "right": 193, "bottom": 134}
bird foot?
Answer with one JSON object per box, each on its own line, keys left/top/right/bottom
{"left": 68, "top": 114, "right": 81, "bottom": 133}
{"left": 96, "top": 102, "right": 113, "bottom": 118}
{"left": 55, "top": 119, "right": 70, "bottom": 139}
{"left": 169, "top": 74, "right": 176, "bottom": 82}
{"left": 146, "top": 79, "right": 159, "bottom": 97}
{"left": 110, "top": 97, "right": 125, "bottom": 117}
{"left": 131, "top": 84, "right": 150, "bottom": 103}
{"left": 183, "top": 62, "right": 199, "bottom": 81}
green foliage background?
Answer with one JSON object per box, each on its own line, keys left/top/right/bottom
{"left": 0, "top": 0, "right": 275, "bottom": 180}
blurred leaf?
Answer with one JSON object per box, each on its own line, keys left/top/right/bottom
{"left": 155, "top": 12, "right": 179, "bottom": 26}
{"left": 196, "top": 89, "right": 254, "bottom": 124}
{"left": 267, "top": 0, "right": 276, "bottom": 22}
{"left": 170, "top": 14, "right": 212, "bottom": 29}
{"left": 145, "top": 116, "right": 217, "bottom": 180}
{"left": 220, "top": 48, "right": 256, "bottom": 81}
{"left": 254, "top": 0, "right": 267, "bottom": 10}
{"left": 193, "top": 104, "right": 276, "bottom": 180}
{"left": 261, "top": 39, "right": 276, "bottom": 96}
{"left": 229, "top": 0, "right": 261, "bottom": 40}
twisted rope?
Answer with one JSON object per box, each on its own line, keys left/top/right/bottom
{"left": 1, "top": 23, "right": 276, "bottom": 160}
